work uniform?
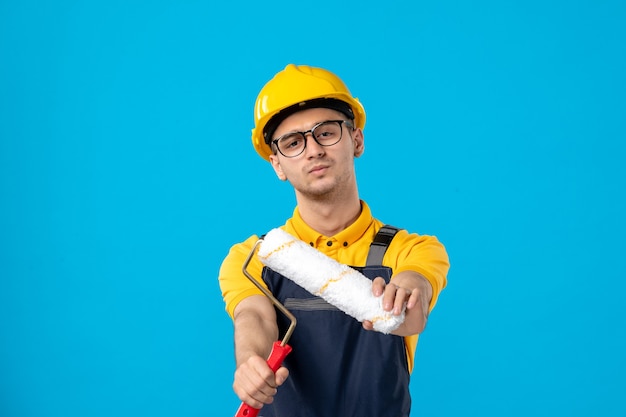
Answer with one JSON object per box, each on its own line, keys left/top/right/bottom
{"left": 219, "top": 201, "right": 449, "bottom": 416}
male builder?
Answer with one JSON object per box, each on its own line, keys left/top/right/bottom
{"left": 219, "top": 64, "right": 449, "bottom": 416}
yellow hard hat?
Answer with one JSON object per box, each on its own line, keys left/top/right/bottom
{"left": 251, "top": 64, "right": 366, "bottom": 161}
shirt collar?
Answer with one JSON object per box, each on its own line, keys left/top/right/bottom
{"left": 286, "top": 200, "right": 373, "bottom": 247}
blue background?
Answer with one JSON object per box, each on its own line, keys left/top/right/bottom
{"left": 2, "top": 0, "right": 625, "bottom": 416}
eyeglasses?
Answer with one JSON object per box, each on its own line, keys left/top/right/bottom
{"left": 271, "top": 120, "right": 354, "bottom": 158}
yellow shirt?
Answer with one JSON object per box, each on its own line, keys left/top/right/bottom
{"left": 218, "top": 201, "right": 449, "bottom": 373}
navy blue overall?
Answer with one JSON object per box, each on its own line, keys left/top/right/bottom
{"left": 259, "top": 226, "right": 411, "bottom": 417}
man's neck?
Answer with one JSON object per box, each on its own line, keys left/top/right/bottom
{"left": 295, "top": 193, "right": 362, "bottom": 237}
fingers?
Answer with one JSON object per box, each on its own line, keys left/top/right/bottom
{"left": 362, "top": 319, "right": 374, "bottom": 331}
{"left": 233, "top": 356, "right": 288, "bottom": 409}
{"left": 371, "top": 277, "right": 386, "bottom": 297}
{"left": 381, "top": 281, "right": 414, "bottom": 315}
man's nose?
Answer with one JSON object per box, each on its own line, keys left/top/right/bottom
{"left": 304, "top": 133, "right": 325, "bottom": 157}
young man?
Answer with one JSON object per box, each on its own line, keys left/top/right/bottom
{"left": 219, "top": 64, "right": 449, "bottom": 417}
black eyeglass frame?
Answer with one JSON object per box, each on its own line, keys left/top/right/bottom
{"left": 271, "top": 119, "right": 354, "bottom": 158}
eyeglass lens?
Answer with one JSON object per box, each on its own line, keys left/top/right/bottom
{"left": 274, "top": 120, "right": 344, "bottom": 158}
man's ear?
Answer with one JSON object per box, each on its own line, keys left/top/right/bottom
{"left": 269, "top": 154, "right": 288, "bottom": 181}
{"left": 353, "top": 128, "right": 365, "bottom": 157}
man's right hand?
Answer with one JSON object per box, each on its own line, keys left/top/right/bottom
{"left": 233, "top": 354, "right": 289, "bottom": 409}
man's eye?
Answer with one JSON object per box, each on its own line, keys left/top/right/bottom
{"left": 281, "top": 135, "right": 303, "bottom": 149}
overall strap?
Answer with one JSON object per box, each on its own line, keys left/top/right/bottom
{"left": 365, "top": 225, "right": 400, "bottom": 266}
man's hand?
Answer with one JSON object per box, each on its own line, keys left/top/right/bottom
{"left": 362, "top": 271, "right": 433, "bottom": 336}
{"left": 233, "top": 295, "right": 287, "bottom": 408}
{"left": 233, "top": 355, "right": 289, "bottom": 409}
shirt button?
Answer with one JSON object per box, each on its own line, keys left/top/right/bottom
{"left": 343, "top": 242, "right": 348, "bottom": 247}
{"left": 327, "top": 241, "right": 333, "bottom": 246}
{"left": 309, "top": 242, "right": 314, "bottom": 247}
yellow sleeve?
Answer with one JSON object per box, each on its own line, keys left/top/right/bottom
{"left": 218, "top": 235, "right": 269, "bottom": 319}
{"left": 385, "top": 230, "right": 449, "bottom": 311}
{"left": 383, "top": 229, "right": 450, "bottom": 374}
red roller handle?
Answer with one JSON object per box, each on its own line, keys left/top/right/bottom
{"left": 234, "top": 341, "right": 293, "bottom": 417}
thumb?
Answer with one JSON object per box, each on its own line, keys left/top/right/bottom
{"left": 274, "top": 366, "right": 290, "bottom": 386}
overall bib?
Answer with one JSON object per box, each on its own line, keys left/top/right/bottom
{"left": 259, "top": 226, "right": 411, "bottom": 417}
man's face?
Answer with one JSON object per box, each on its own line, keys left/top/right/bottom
{"left": 268, "top": 107, "right": 364, "bottom": 199}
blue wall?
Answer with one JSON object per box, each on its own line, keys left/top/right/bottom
{"left": 1, "top": 1, "right": 625, "bottom": 416}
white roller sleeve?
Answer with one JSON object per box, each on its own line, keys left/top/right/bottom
{"left": 257, "top": 228, "right": 405, "bottom": 334}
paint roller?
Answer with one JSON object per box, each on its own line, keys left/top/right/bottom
{"left": 257, "top": 228, "right": 405, "bottom": 334}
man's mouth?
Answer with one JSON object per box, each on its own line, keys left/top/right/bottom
{"left": 309, "top": 164, "right": 329, "bottom": 175}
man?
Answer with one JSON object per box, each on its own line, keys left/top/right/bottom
{"left": 219, "top": 64, "right": 449, "bottom": 416}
